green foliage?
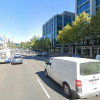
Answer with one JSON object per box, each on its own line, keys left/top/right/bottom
{"left": 72, "top": 12, "right": 90, "bottom": 42}
{"left": 31, "top": 37, "right": 51, "bottom": 52}
{"left": 89, "top": 7, "right": 100, "bottom": 39}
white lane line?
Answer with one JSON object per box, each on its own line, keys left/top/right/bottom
{"left": 37, "top": 79, "right": 50, "bottom": 99}
{"left": 25, "top": 62, "right": 27, "bottom": 64}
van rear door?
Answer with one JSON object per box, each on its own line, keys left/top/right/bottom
{"left": 80, "top": 62, "right": 100, "bottom": 94}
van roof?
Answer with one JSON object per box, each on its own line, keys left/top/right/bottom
{"left": 52, "top": 57, "right": 99, "bottom": 63}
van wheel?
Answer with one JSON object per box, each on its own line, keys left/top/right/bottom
{"left": 63, "top": 83, "right": 72, "bottom": 98}
{"left": 45, "top": 70, "right": 48, "bottom": 77}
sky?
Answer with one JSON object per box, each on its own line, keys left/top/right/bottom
{"left": 0, "top": 0, "right": 75, "bottom": 43}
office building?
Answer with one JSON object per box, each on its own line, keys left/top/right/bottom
{"left": 75, "top": 0, "right": 100, "bottom": 57}
{"left": 75, "top": 0, "right": 100, "bottom": 17}
{"left": 42, "top": 11, "right": 75, "bottom": 51}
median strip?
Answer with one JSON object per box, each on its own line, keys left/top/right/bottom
{"left": 37, "top": 79, "right": 50, "bottom": 99}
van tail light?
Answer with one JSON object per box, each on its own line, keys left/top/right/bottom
{"left": 76, "top": 80, "right": 82, "bottom": 93}
{"left": 76, "top": 80, "right": 81, "bottom": 87}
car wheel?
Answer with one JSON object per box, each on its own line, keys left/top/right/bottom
{"left": 63, "top": 83, "right": 72, "bottom": 98}
{"left": 45, "top": 70, "right": 48, "bottom": 77}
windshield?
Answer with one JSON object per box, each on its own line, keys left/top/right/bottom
{"left": 80, "top": 62, "right": 100, "bottom": 76}
{"left": 14, "top": 56, "right": 21, "bottom": 59}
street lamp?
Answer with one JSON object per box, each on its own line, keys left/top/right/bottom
{"left": 0, "top": 16, "right": 14, "bottom": 27}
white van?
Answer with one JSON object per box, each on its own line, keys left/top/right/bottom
{"left": 45, "top": 57, "right": 100, "bottom": 99}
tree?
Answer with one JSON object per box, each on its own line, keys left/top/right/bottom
{"left": 30, "top": 36, "right": 38, "bottom": 48}
{"left": 44, "top": 37, "right": 51, "bottom": 51}
{"left": 57, "top": 30, "right": 65, "bottom": 53}
{"left": 72, "top": 12, "right": 90, "bottom": 54}
{"left": 63, "top": 24, "right": 73, "bottom": 54}
{"left": 89, "top": 7, "right": 100, "bottom": 58}
{"left": 57, "top": 24, "right": 72, "bottom": 53}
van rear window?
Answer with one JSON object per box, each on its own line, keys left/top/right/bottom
{"left": 80, "top": 62, "right": 100, "bottom": 76}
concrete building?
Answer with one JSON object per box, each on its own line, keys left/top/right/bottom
{"left": 75, "top": 0, "right": 100, "bottom": 57}
{"left": 42, "top": 11, "right": 75, "bottom": 51}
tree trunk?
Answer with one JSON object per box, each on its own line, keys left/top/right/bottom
{"left": 84, "top": 38, "right": 88, "bottom": 56}
{"left": 69, "top": 44, "right": 72, "bottom": 56}
{"left": 92, "top": 39, "right": 94, "bottom": 58}
{"left": 61, "top": 45, "right": 64, "bottom": 54}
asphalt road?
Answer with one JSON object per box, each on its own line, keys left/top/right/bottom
{"left": 0, "top": 54, "right": 100, "bottom": 100}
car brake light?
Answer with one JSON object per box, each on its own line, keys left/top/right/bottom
{"left": 76, "top": 80, "right": 81, "bottom": 87}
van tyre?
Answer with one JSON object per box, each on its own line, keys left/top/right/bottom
{"left": 45, "top": 70, "right": 48, "bottom": 77}
{"left": 63, "top": 83, "right": 72, "bottom": 98}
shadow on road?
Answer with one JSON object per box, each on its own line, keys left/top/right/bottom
{"left": 35, "top": 71, "right": 75, "bottom": 100}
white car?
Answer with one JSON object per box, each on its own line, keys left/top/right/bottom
{"left": 45, "top": 57, "right": 100, "bottom": 99}
{"left": 22, "top": 52, "right": 27, "bottom": 56}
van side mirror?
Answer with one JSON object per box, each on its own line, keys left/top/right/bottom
{"left": 45, "top": 62, "right": 49, "bottom": 64}
{"left": 45, "top": 62, "right": 51, "bottom": 66}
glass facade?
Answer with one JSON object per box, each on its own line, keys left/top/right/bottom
{"left": 78, "top": 0, "right": 87, "bottom": 6}
{"left": 77, "top": 1, "right": 90, "bottom": 16}
{"left": 96, "top": 0, "right": 100, "bottom": 6}
{"left": 64, "top": 15, "right": 71, "bottom": 26}
{"left": 42, "top": 11, "right": 75, "bottom": 48}
{"left": 54, "top": 15, "right": 62, "bottom": 39}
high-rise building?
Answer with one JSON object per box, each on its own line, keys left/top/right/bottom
{"left": 42, "top": 11, "right": 75, "bottom": 51}
{"left": 75, "top": 0, "right": 100, "bottom": 17}
{"left": 75, "top": 0, "right": 100, "bottom": 57}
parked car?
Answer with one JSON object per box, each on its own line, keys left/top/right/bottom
{"left": 42, "top": 52, "right": 49, "bottom": 56}
{"left": 11, "top": 54, "right": 23, "bottom": 64}
{"left": 32, "top": 51, "right": 36, "bottom": 54}
{"left": 96, "top": 55, "right": 100, "bottom": 60}
{"left": 29, "top": 51, "right": 33, "bottom": 54}
{"left": 22, "top": 52, "right": 27, "bottom": 56}
{"left": 45, "top": 57, "right": 100, "bottom": 99}
{"left": 36, "top": 52, "right": 42, "bottom": 56}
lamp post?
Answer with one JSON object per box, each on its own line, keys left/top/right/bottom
{"left": 0, "top": 16, "right": 14, "bottom": 27}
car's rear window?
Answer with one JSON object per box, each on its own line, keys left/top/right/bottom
{"left": 80, "top": 62, "right": 100, "bottom": 76}
{"left": 14, "top": 56, "right": 21, "bottom": 59}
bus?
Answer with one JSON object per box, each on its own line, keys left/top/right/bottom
{"left": 0, "top": 48, "right": 11, "bottom": 63}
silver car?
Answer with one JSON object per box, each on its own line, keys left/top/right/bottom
{"left": 11, "top": 55, "right": 23, "bottom": 64}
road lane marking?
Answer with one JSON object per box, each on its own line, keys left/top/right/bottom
{"left": 25, "top": 62, "right": 27, "bottom": 64}
{"left": 37, "top": 79, "right": 50, "bottom": 99}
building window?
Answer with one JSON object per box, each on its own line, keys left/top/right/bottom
{"left": 78, "top": 8, "right": 81, "bottom": 14}
{"left": 86, "top": 10, "right": 90, "bottom": 16}
{"left": 78, "top": 0, "right": 87, "bottom": 6}
{"left": 78, "top": 0, "right": 81, "bottom": 6}
{"left": 77, "top": 1, "right": 90, "bottom": 15}
{"left": 54, "top": 16, "right": 62, "bottom": 22}
{"left": 54, "top": 22, "right": 57, "bottom": 27}
{"left": 54, "top": 17, "right": 57, "bottom": 22}
{"left": 57, "top": 21, "right": 62, "bottom": 27}
{"left": 96, "top": 0, "right": 100, "bottom": 6}
{"left": 73, "top": 17, "right": 75, "bottom": 21}
{"left": 81, "top": 4, "right": 86, "bottom": 12}
{"left": 54, "top": 28, "right": 57, "bottom": 33}
{"left": 81, "top": 0, "right": 86, "bottom": 4}
{"left": 86, "top": 1, "right": 90, "bottom": 9}
{"left": 64, "top": 16, "right": 71, "bottom": 26}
